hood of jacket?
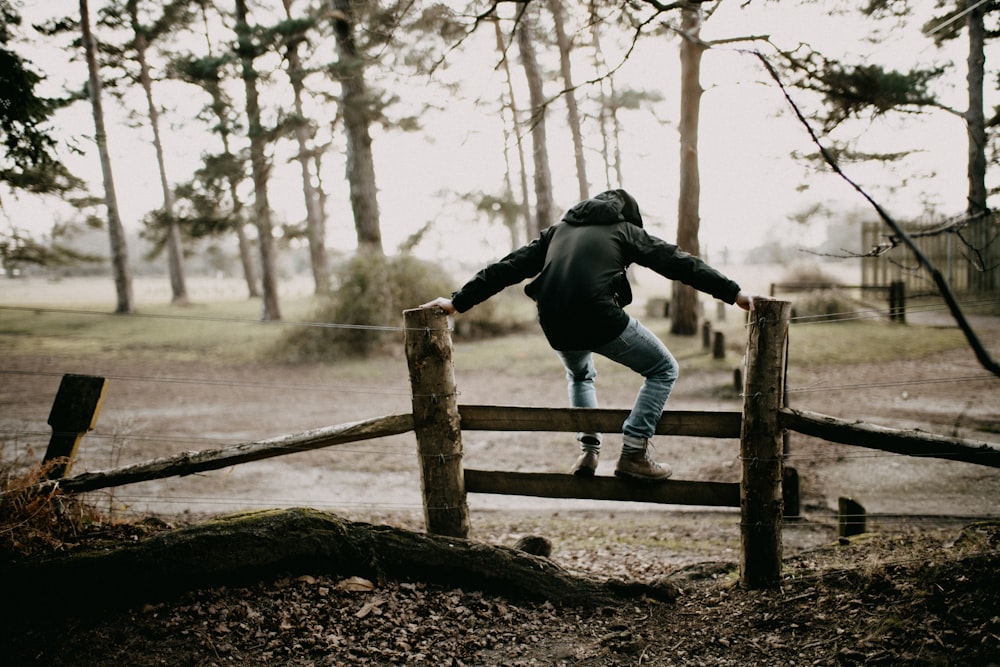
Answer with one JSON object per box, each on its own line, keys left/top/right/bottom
{"left": 561, "top": 189, "right": 644, "bottom": 228}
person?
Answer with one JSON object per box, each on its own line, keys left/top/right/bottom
{"left": 420, "top": 189, "right": 760, "bottom": 481}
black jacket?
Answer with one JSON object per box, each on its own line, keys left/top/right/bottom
{"left": 451, "top": 192, "right": 741, "bottom": 351}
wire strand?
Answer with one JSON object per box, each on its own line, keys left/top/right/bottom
{"left": 0, "top": 368, "right": 414, "bottom": 397}
{"left": 786, "top": 373, "right": 998, "bottom": 394}
{"left": 0, "top": 304, "right": 449, "bottom": 333}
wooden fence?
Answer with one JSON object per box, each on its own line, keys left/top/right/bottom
{"left": 861, "top": 215, "right": 999, "bottom": 295}
{"left": 43, "top": 301, "right": 1000, "bottom": 590}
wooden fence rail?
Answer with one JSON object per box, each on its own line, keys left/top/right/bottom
{"left": 54, "top": 414, "right": 414, "bottom": 494}
{"left": 459, "top": 405, "right": 741, "bottom": 438}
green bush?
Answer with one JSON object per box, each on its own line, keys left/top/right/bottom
{"left": 272, "top": 253, "right": 541, "bottom": 362}
{"left": 791, "top": 289, "right": 862, "bottom": 322}
{"left": 273, "top": 253, "right": 454, "bottom": 361}
{"left": 780, "top": 264, "right": 843, "bottom": 288}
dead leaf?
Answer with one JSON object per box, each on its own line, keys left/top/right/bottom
{"left": 336, "top": 576, "right": 376, "bottom": 592}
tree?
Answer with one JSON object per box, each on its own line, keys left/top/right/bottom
{"left": 776, "top": 0, "right": 998, "bottom": 293}
{"left": 671, "top": 4, "right": 705, "bottom": 336}
{"left": 1, "top": 1, "right": 87, "bottom": 274}
{"left": 516, "top": 5, "right": 554, "bottom": 236}
{"left": 760, "top": 0, "right": 1000, "bottom": 377}
{"left": 927, "top": 0, "right": 998, "bottom": 293}
{"left": 114, "top": 0, "right": 191, "bottom": 305}
{"left": 170, "top": 27, "right": 261, "bottom": 299}
{"left": 548, "top": 0, "right": 588, "bottom": 201}
{"left": 80, "top": 0, "right": 134, "bottom": 314}
{"left": 493, "top": 15, "right": 533, "bottom": 247}
{"left": 235, "top": 0, "right": 281, "bottom": 321}
{"left": 0, "top": 1, "right": 79, "bottom": 196}
{"left": 277, "top": 0, "right": 330, "bottom": 294}
{"left": 329, "top": 0, "right": 383, "bottom": 255}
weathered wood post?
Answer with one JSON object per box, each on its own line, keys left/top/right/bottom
{"left": 43, "top": 374, "right": 107, "bottom": 479}
{"left": 403, "top": 307, "right": 470, "bottom": 538}
{"left": 889, "top": 280, "right": 906, "bottom": 323}
{"left": 838, "top": 497, "right": 867, "bottom": 538}
{"left": 739, "top": 300, "right": 791, "bottom": 589}
{"left": 712, "top": 331, "right": 726, "bottom": 359}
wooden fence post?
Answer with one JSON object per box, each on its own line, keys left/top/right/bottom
{"left": 403, "top": 308, "right": 470, "bottom": 538}
{"left": 838, "top": 497, "right": 867, "bottom": 538}
{"left": 43, "top": 374, "right": 107, "bottom": 479}
{"left": 889, "top": 280, "right": 906, "bottom": 323}
{"left": 739, "top": 300, "right": 791, "bottom": 589}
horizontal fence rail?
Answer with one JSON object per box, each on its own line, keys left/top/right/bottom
{"left": 458, "top": 405, "right": 742, "bottom": 438}
{"left": 464, "top": 470, "right": 740, "bottom": 507}
{"left": 781, "top": 408, "right": 1000, "bottom": 468}
{"left": 53, "top": 413, "right": 414, "bottom": 494}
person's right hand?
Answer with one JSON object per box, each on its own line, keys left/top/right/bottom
{"left": 736, "top": 291, "right": 770, "bottom": 312}
{"left": 419, "top": 297, "right": 456, "bottom": 314}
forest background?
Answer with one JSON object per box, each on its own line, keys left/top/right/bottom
{"left": 1, "top": 0, "right": 997, "bottom": 328}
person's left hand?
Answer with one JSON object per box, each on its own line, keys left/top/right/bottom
{"left": 420, "top": 297, "right": 456, "bottom": 314}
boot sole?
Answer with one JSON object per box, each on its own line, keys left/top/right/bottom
{"left": 614, "top": 470, "right": 672, "bottom": 482}
{"left": 572, "top": 467, "right": 597, "bottom": 477}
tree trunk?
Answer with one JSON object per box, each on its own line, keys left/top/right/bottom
{"left": 517, "top": 13, "right": 554, "bottom": 237}
{"left": 234, "top": 222, "right": 261, "bottom": 297}
{"left": 331, "top": 0, "right": 383, "bottom": 254}
{"left": 671, "top": 6, "right": 704, "bottom": 336}
{"left": 548, "top": 0, "right": 588, "bottom": 200}
{"left": 3, "top": 508, "right": 679, "bottom": 620}
{"left": 283, "top": 0, "right": 330, "bottom": 295}
{"left": 80, "top": 0, "right": 134, "bottom": 314}
{"left": 494, "top": 18, "right": 532, "bottom": 247}
{"left": 590, "top": 18, "right": 624, "bottom": 190}
{"left": 964, "top": 1, "right": 994, "bottom": 293}
{"left": 194, "top": 2, "right": 260, "bottom": 299}
{"left": 129, "top": 3, "right": 188, "bottom": 306}
{"left": 236, "top": 0, "right": 281, "bottom": 321}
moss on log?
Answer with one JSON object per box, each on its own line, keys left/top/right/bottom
{"left": 2, "top": 508, "right": 677, "bottom": 620}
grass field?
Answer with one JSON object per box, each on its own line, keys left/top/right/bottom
{"left": 0, "top": 273, "right": 975, "bottom": 369}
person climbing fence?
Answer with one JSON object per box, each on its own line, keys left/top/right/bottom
{"left": 421, "top": 189, "right": 763, "bottom": 482}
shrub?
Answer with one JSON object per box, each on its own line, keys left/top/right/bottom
{"left": 780, "top": 263, "right": 843, "bottom": 288}
{"left": 272, "top": 253, "right": 455, "bottom": 361}
{"left": 791, "top": 289, "right": 862, "bottom": 322}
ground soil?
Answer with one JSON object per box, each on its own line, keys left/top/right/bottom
{"left": 2, "top": 307, "right": 999, "bottom": 665}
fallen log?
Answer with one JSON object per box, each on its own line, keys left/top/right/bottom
{"left": 2, "top": 508, "right": 678, "bottom": 620}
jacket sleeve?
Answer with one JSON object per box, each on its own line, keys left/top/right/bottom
{"left": 450, "top": 234, "right": 549, "bottom": 313}
{"left": 630, "top": 229, "right": 741, "bottom": 304}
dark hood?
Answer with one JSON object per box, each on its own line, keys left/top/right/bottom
{"left": 561, "top": 189, "right": 644, "bottom": 228}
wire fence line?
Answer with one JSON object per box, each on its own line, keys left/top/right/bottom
{"left": 0, "top": 368, "right": 414, "bottom": 398}
{"left": 0, "top": 304, "right": 441, "bottom": 332}
{"left": 7, "top": 366, "right": 992, "bottom": 402}
{"left": 3, "top": 297, "right": 998, "bottom": 330}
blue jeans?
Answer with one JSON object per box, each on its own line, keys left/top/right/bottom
{"left": 557, "top": 317, "right": 679, "bottom": 453}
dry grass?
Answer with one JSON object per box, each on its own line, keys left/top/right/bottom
{"left": 0, "top": 458, "right": 101, "bottom": 562}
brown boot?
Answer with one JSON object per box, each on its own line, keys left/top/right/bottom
{"left": 615, "top": 448, "right": 672, "bottom": 481}
{"left": 570, "top": 451, "right": 599, "bottom": 477}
